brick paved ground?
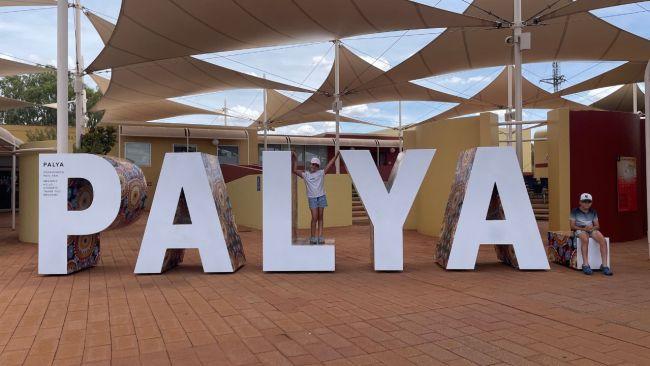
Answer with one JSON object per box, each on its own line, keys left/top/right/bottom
{"left": 1, "top": 216, "right": 650, "bottom": 365}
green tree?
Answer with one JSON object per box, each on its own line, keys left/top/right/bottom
{"left": 0, "top": 67, "right": 103, "bottom": 126}
{"left": 76, "top": 126, "right": 117, "bottom": 155}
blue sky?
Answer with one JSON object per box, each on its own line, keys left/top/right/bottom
{"left": 0, "top": 0, "right": 648, "bottom": 135}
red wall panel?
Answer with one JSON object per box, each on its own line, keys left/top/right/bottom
{"left": 569, "top": 110, "right": 646, "bottom": 242}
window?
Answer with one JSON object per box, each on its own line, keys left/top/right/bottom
{"left": 218, "top": 146, "right": 239, "bottom": 165}
{"left": 305, "top": 145, "right": 328, "bottom": 166}
{"left": 258, "top": 144, "right": 282, "bottom": 163}
{"left": 173, "top": 144, "right": 197, "bottom": 153}
{"left": 125, "top": 142, "right": 151, "bottom": 167}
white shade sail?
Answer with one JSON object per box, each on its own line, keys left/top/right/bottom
{"left": 89, "top": 74, "right": 223, "bottom": 125}
{"left": 418, "top": 67, "right": 589, "bottom": 122}
{"left": 0, "top": 58, "right": 48, "bottom": 77}
{"left": 272, "top": 45, "right": 465, "bottom": 123}
{"left": 255, "top": 90, "right": 369, "bottom": 128}
{"left": 559, "top": 62, "right": 648, "bottom": 96}
{"left": 85, "top": 12, "right": 311, "bottom": 112}
{"left": 357, "top": 0, "right": 650, "bottom": 91}
{"left": 86, "top": 0, "right": 495, "bottom": 72}
{"left": 590, "top": 83, "right": 645, "bottom": 112}
{"left": 0, "top": 96, "right": 32, "bottom": 111}
{"left": 0, "top": 0, "right": 55, "bottom": 6}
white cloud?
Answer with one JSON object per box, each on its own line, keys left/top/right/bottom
{"left": 229, "top": 105, "right": 261, "bottom": 120}
{"left": 274, "top": 122, "right": 335, "bottom": 136}
{"left": 341, "top": 103, "right": 382, "bottom": 118}
{"left": 439, "top": 75, "right": 489, "bottom": 85}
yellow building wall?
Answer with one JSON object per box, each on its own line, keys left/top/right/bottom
{"left": 18, "top": 140, "right": 60, "bottom": 243}
{"left": 533, "top": 130, "right": 549, "bottom": 179}
{"left": 403, "top": 129, "right": 418, "bottom": 230}
{"left": 547, "top": 109, "right": 571, "bottom": 231}
{"left": 227, "top": 174, "right": 263, "bottom": 230}
{"left": 227, "top": 173, "right": 352, "bottom": 230}
{"left": 110, "top": 136, "right": 250, "bottom": 208}
{"left": 296, "top": 174, "right": 352, "bottom": 229}
{"left": 499, "top": 128, "right": 532, "bottom": 173}
{"left": 406, "top": 113, "right": 499, "bottom": 237}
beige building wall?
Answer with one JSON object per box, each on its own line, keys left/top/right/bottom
{"left": 533, "top": 130, "right": 549, "bottom": 179}
{"left": 499, "top": 128, "right": 532, "bottom": 173}
{"left": 404, "top": 113, "right": 499, "bottom": 237}
{"left": 547, "top": 109, "right": 571, "bottom": 231}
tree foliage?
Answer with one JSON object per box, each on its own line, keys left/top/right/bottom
{"left": 0, "top": 67, "right": 103, "bottom": 126}
{"left": 75, "top": 126, "right": 117, "bottom": 155}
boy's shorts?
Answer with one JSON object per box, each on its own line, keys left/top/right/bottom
{"left": 308, "top": 195, "right": 328, "bottom": 209}
{"left": 575, "top": 229, "right": 599, "bottom": 238}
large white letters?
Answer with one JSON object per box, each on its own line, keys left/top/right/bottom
{"left": 342, "top": 149, "right": 435, "bottom": 271}
{"left": 446, "top": 147, "right": 549, "bottom": 270}
{"left": 262, "top": 151, "right": 335, "bottom": 271}
{"left": 39, "top": 154, "right": 121, "bottom": 274}
{"left": 135, "top": 153, "right": 236, "bottom": 273}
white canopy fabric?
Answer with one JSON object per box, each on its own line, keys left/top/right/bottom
{"left": 590, "top": 83, "right": 645, "bottom": 112}
{"left": 272, "top": 45, "right": 465, "bottom": 123}
{"left": 357, "top": 0, "right": 650, "bottom": 91}
{"left": 255, "top": 90, "right": 368, "bottom": 128}
{"left": 559, "top": 62, "right": 648, "bottom": 96}
{"left": 419, "top": 67, "right": 588, "bottom": 122}
{"left": 86, "top": 0, "right": 495, "bottom": 72}
{"left": 0, "top": 58, "right": 48, "bottom": 77}
{"left": 85, "top": 12, "right": 311, "bottom": 112}
{"left": 0, "top": 96, "right": 32, "bottom": 111}
{"left": 0, "top": 0, "right": 54, "bottom": 6}
{"left": 89, "top": 74, "right": 222, "bottom": 125}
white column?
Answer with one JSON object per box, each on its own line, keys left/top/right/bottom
{"left": 73, "top": 0, "right": 85, "bottom": 150}
{"left": 513, "top": 0, "right": 524, "bottom": 170}
{"left": 632, "top": 83, "right": 638, "bottom": 114}
{"left": 644, "top": 60, "right": 650, "bottom": 252}
{"left": 263, "top": 87, "right": 268, "bottom": 151}
{"left": 57, "top": 0, "right": 69, "bottom": 153}
{"left": 507, "top": 65, "right": 513, "bottom": 146}
{"left": 224, "top": 97, "right": 228, "bottom": 126}
{"left": 334, "top": 40, "right": 341, "bottom": 174}
{"left": 11, "top": 144, "right": 16, "bottom": 230}
{"left": 398, "top": 100, "right": 403, "bottom": 152}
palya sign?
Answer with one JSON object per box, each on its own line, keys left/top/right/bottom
{"left": 38, "top": 147, "right": 549, "bottom": 275}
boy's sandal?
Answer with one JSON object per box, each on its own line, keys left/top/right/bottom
{"left": 582, "top": 265, "right": 592, "bottom": 275}
{"left": 600, "top": 266, "right": 613, "bottom": 276}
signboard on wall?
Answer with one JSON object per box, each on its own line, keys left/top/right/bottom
{"left": 617, "top": 156, "right": 637, "bottom": 212}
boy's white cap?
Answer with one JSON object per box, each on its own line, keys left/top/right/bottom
{"left": 580, "top": 193, "right": 593, "bottom": 201}
{"left": 310, "top": 157, "right": 321, "bottom": 166}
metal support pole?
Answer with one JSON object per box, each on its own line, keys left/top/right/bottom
{"left": 398, "top": 101, "right": 403, "bottom": 152}
{"left": 507, "top": 65, "right": 513, "bottom": 146}
{"left": 224, "top": 98, "right": 228, "bottom": 126}
{"left": 11, "top": 143, "right": 16, "bottom": 230}
{"left": 117, "top": 126, "right": 122, "bottom": 158}
{"left": 632, "top": 83, "right": 638, "bottom": 114}
{"left": 334, "top": 40, "right": 341, "bottom": 174}
{"left": 513, "top": 0, "right": 524, "bottom": 170}
{"left": 73, "top": 0, "right": 85, "bottom": 150}
{"left": 263, "top": 87, "right": 268, "bottom": 151}
{"left": 57, "top": 0, "right": 69, "bottom": 153}
{"left": 644, "top": 60, "right": 650, "bottom": 250}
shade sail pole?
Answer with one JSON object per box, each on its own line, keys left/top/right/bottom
{"left": 263, "top": 87, "right": 268, "bottom": 151}
{"left": 398, "top": 100, "right": 403, "bottom": 152}
{"left": 644, "top": 60, "right": 650, "bottom": 252}
{"left": 507, "top": 65, "right": 513, "bottom": 147}
{"left": 73, "top": 0, "right": 85, "bottom": 150}
{"left": 513, "top": 0, "right": 524, "bottom": 170}
{"left": 334, "top": 39, "right": 341, "bottom": 174}
{"left": 633, "top": 83, "right": 638, "bottom": 113}
{"left": 11, "top": 142, "right": 16, "bottom": 230}
{"left": 224, "top": 97, "right": 228, "bottom": 126}
{"left": 57, "top": 0, "right": 69, "bottom": 153}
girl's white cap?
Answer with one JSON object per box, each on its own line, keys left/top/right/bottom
{"left": 310, "top": 157, "right": 321, "bottom": 166}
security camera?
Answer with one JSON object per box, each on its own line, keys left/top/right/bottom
{"left": 505, "top": 36, "right": 514, "bottom": 45}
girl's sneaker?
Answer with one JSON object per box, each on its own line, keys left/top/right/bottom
{"left": 582, "top": 265, "right": 593, "bottom": 275}
{"left": 600, "top": 266, "right": 613, "bottom": 276}
{"left": 309, "top": 237, "right": 317, "bottom": 244}
{"left": 317, "top": 237, "right": 324, "bottom": 244}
